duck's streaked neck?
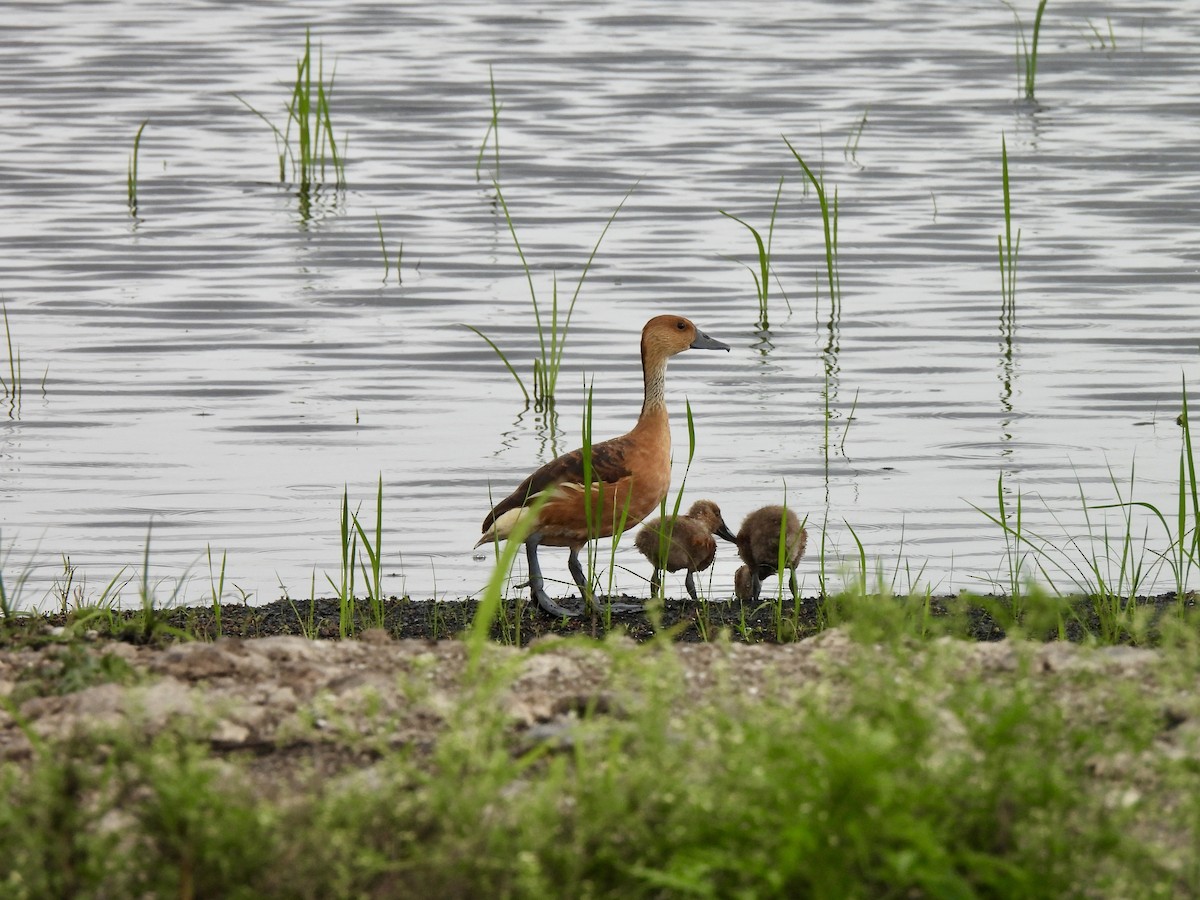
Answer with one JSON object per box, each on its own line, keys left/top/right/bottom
{"left": 639, "top": 347, "right": 670, "bottom": 421}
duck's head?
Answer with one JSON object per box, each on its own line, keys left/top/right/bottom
{"left": 687, "top": 499, "right": 738, "bottom": 542}
{"left": 642, "top": 315, "right": 729, "bottom": 361}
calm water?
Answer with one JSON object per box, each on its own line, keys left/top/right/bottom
{"left": 2, "top": 1, "right": 1198, "bottom": 609}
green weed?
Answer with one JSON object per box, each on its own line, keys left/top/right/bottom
{"left": 126, "top": 119, "right": 147, "bottom": 217}
{"left": 1083, "top": 16, "right": 1117, "bottom": 51}
{"left": 1002, "top": 0, "right": 1051, "bottom": 100}
{"left": 465, "top": 182, "right": 633, "bottom": 409}
{"left": 352, "top": 474, "right": 387, "bottom": 629}
{"left": 206, "top": 545, "right": 226, "bottom": 639}
{"left": 474, "top": 64, "right": 501, "bottom": 184}
{"left": 1, "top": 302, "right": 22, "bottom": 411}
{"left": 998, "top": 134, "right": 1020, "bottom": 311}
{"left": 235, "top": 28, "right": 346, "bottom": 192}
{"left": 720, "top": 175, "right": 789, "bottom": 330}
{"left": 373, "top": 211, "right": 403, "bottom": 285}
{"left": 844, "top": 107, "right": 869, "bottom": 165}
{"left": 784, "top": 136, "right": 841, "bottom": 309}
{"left": 328, "top": 487, "right": 358, "bottom": 638}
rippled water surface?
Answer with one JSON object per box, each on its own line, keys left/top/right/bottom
{"left": 2, "top": 1, "right": 1199, "bottom": 609}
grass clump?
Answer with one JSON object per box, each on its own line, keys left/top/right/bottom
{"left": 720, "top": 176, "right": 788, "bottom": 331}
{"left": 464, "top": 183, "right": 633, "bottom": 410}
{"left": 236, "top": 28, "right": 346, "bottom": 193}
{"left": 1002, "top": 0, "right": 1051, "bottom": 100}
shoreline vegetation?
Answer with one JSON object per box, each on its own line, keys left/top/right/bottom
{"left": 1, "top": 588, "right": 1199, "bottom": 897}
{"left": 4, "top": 587, "right": 1198, "bottom": 647}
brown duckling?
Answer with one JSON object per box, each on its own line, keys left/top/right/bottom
{"left": 734, "top": 505, "right": 807, "bottom": 602}
{"left": 477, "top": 315, "right": 729, "bottom": 616}
{"left": 635, "top": 499, "right": 737, "bottom": 600}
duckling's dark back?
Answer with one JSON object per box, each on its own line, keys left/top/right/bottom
{"left": 736, "top": 505, "right": 806, "bottom": 572}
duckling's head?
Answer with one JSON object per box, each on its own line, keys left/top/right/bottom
{"left": 686, "top": 499, "right": 737, "bottom": 542}
{"left": 733, "top": 565, "right": 753, "bottom": 601}
{"left": 642, "top": 315, "right": 729, "bottom": 362}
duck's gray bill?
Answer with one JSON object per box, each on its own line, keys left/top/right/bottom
{"left": 690, "top": 329, "right": 730, "bottom": 351}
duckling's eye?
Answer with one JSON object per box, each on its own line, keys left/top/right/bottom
{"left": 675, "top": 321, "right": 686, "bottom": 330}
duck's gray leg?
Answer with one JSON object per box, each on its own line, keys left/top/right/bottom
{"left": 526, "top": 535, "right": 581, "bottom": 617}
{"left": 684, "top": 571, "right": 700, "bottom": 601}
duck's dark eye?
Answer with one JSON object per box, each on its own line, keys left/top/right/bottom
{"left": 676, "top": 321, "right": 686, "bottom": 330}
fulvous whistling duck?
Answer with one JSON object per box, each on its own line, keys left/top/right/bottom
{"left": 635, "top": 499, "right": 736, "bottom": 601}
{"left": 476, "top": 315, "right": 729, "bottom": 616}
{"left": 733, "top": 505, "right": 808, "bottom": 602}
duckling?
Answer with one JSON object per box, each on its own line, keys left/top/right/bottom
{"left": 477, "top": 315, "right": 729, "bottom": 616}
{"left": 733, "top": 505, "right": 808, "bottom": 602}
{"left": 635, "top": 499, "right": 737, "bottom": 600}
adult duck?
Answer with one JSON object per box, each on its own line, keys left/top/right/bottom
{"left": 733, "top": 504, "right": 808, "bottom": 602}
{"left": 635, "top": 499, "right": 736, "bottom": 601}
{"left": 477, "top": 315, "right": 729, "bottom": 616}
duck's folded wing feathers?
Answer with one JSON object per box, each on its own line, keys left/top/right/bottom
{"left": 482, "top": 437, "right": 634, "bottom": 531}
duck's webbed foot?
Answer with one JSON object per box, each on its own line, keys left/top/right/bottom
{"left": 526, "top": 536, "right": 582, "bottom": 617}
{"left": 566, "top": 547, "right": 645, "bottom": 614}
{"left": 591, "top": 596, "right": 646, "bottom": 614}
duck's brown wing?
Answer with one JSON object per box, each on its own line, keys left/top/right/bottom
{"left": 482, "top": 436, "right": 634, "bottom": 532}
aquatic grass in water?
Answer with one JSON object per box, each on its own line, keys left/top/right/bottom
{"left": 973, "top": 388, "right": 1200, "bottom": 641}
{"left": 784, "top": 137, "right": 845, "bottom": 476}
{"left": 1083, "top": 16, "right": 1117, "bottom": 51}
{"left": 998, "top": 134, "right": 1020, "bottom": 310}
{"left": 373, "top": 212, "right": 402, "bottom": 285}
{"left": 465, "top": 182, "right": 633, "bottom": 409}
{"left": 719, "top": 176, "right": 788, "bottom": 331}
{"left": 1, "top": 302, "right": 22, "bottom": 411}
{"left": 844, "top": 107, "right": 869, "bottom": 166}
{"left": 126, "top": 119, "right": 147, "bottom": 218}
{"left": 235, "top": 28, "right": 346, "bottom": 192}
{"left": 1001, "top": 0, "right": 1051, "bottom": 100}
{"left": 783, "top": 136, "right": 841, "bottom": 309}
{"left": 473, "top": 65, "right": 501, "bottom": 184}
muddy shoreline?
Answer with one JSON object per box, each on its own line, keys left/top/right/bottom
{"left": 25, "top": 590, "right": 1194, "bottom": 647}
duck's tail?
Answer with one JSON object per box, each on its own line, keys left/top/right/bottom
{"left": 474, "top": 505, "right": 534, "bottom": 548}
